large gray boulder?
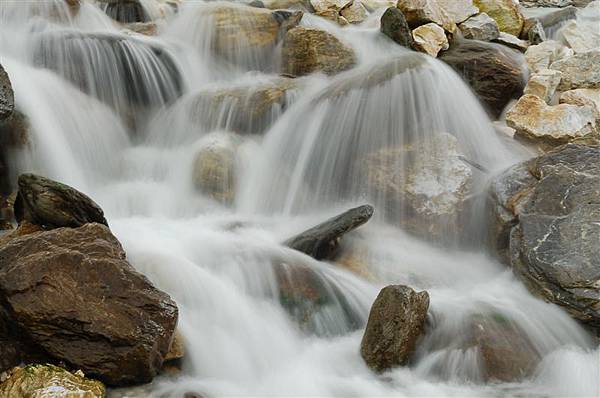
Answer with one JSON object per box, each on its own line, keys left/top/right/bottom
{"left": 488, "top": 144, "right": 600, "bottom": 330}
{"left": 360, "top": 285, "right": 429, "bottom": 372}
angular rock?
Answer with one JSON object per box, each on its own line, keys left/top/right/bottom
{"left": 506, "top": 94, "right": 597, "bottom": 147}
{"left": 283, "top": 204, "right": 374, "bottom": 260}
{"left": 459, "top": 12, "right": 500, "bottom": 41}
{"left": 360, "top": 285, "right": 429, "bottom": 372}
{"left": 281, "top": 27, "right": 356, "bottom": 76}
{"left": 560, "top": 88, "right": 600, "bottom": 120}
{"left": 524, "top": 68, "right": 562, "bottom": 103}
{"left": 380, "top": 7, "right": 416, "bottom": 49}
{"left": 521, "top": 18, "right": 546, "bottom": 45}
{"left": 262, "top": 0, "right": 313, "bottom": 9}
{"left": 412, "top": 23, "right": 448, "bottom": 57}
{"left": 361, "top": 0, "right": 396, "bottom": 11}
{"left": 310, "top": 0, "right": 351, "bottom": 13}
{"left": 436, "top": 0, "right": 479, "bottom": 24}
{"left": 98, "top": 0, "right": 148, "bottom": 23}
{"left": 493, "top": 32, "right": 529, "bottom": 52}
{"left": 0, "top": 223, "right": 179, "bottom": 386}
{"left": 0, "top": 364, "right": 105, "bottom": 398}
{"left": 340, "top": 0, "right": 368, "bottom": 23}
{"left": 550, "top": 50, "right": 600, "bottom": 91}
{"left": 15, "top": 173, "right": 108, "bottom": 229}
{"left": 521, "top": 0, "right": 573, "bottom": 6}
{"left": 525, "top": 40, "right": 572, "bottom": 73}
{"left": 439, "top": 39, "right": 525, "bottom": 118}
{"left": 473, "top": 0, "right": 524, "bottom": 36}
{"left": 0, "top": 65, "right": 13, "bottom": 121}
{"left": 557, "top": 19, "right": 600, "bottom": 54}
{"left": 396, "top": 0, "right": 457, "bottom": 32}
{"left": 488, "top": 144, "right": 600, "bottom": 329}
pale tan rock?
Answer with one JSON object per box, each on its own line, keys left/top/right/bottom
{"left": 473, "top": 0, "right": 524, "bottom": 36}
{"left": 507, "top": 94, "right": 598, "bottom": 146}
{"left": 558, "top": 19, "right": 600, "bottom": 54}
{"left": 525, "top": 40, "right": 573, "bottom": 73}
{"left": 524, "top": 69, "right": 562, "bottom": 103}
{"left": 397, "top": 0, "right": 457, "bottom": 33}
{"left": 550, "top": 50, "right": 600, "bottom": 90}
{"left": 459, "top": 12, "right": 500, "bottom": 41}
{"left": 310, "top": 0, "right": 351, "bottom": 13}
{"left": 359, "top": 0, "right": 395, "bottom": 11}
{"left": 412, "top": 23, "right": 449, "bottom": 57}
{"left": 340, "top": 0, "right": 368, "bottom": 23}
{"left": 560, "top": 88, "right": 600, "bottom": 120}
{"left": 437, "top": 0, "right": 479, "bottom": 24}
{"left": 493, "top": 32, "right": 529, "bottom": 52}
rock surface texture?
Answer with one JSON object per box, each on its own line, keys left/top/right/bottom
{"left": 0, "top": 65, "right": 13, "bottom": 121}
{"left": 380, "top": 7, "right": 416, "bottom": 49}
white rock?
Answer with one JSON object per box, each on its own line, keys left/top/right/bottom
{"left": 412, "top": 22, "right": 449, "bottom": 57}
{"left": 550, "top": 50, "right": 600, "bottom": 90}
{"left": 524, "top": 69, "right": 562, "bottom": 103}
{"left": 525, "top": 40, "right": 573, "bottom": 73}
{"left": 437, "top": 0, "right": 479, "bottom": 24}
{"left": 359, "top": 0, "right": 395, "bottom": 11}
{"left": 459, "top": 12, "right": 500, "bottom": 41}
{"left": 557, "top": 19, "right": 600, "bottom": 54}
{"left": 560, "top": 88, "right": 600, "bottom": 120}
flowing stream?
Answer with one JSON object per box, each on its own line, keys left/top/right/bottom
{"left": 0, "top": 1, "right": 598, "bottom": 397}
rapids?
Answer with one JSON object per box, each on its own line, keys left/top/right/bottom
{"left": 0, "top": 1, "right": 598, "bottom": 397}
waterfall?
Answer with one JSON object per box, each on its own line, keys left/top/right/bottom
{"left": 0, "top": 0, "right": 597, "bottom": 397}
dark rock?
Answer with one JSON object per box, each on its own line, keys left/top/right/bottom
{"left": 283, "top": 205, "right": 374, "bottom": 260}
{"left": 248, "top": 0, "right": 266, "bottom": 7}
{"left": 360, "top": 285, "right": 429, "bottom": 372}
{"left": 0, "top": 223, "right": 178, "bottom": 386}
{"left": 488, "top": 144, "right": 600, "bottom": 330}
{"left": 99, "top": 0, "right": 148, "bottom": 23}
{"left": 0, "top": 64, "right": 14, "bottom": 121}
{"left": 439, "top": 39, "right": 525, "bottom": 118}
{"left": 380, "top": 7, "right": 416, "bottom": 50}
{"left": 15, "top": 174, "right": 108, "bottom": 229}
{"left": 521, "top": 18, "right": 546, "bottom": 44}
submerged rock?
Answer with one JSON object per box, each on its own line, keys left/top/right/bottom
{"left": 488, "top": 144, "right": 600, "bottom": 330}
{"left": 0, "top": 364, "right": 105, "bottom": 398}
{"left": 360, "top": 285, "right": 429, "bottom": 372}
{"left": 412, "top": 23, "right": 448, "bottom": 57}
{"left": 281, "top": 27, "right": 356, "bottom": 76}
{"left": 0, "top": 223, "right": 179, "bottom": 386}
{"left": 284, "top": 205, "right": 374, "bottom": 260}
{"left": 0, "top": 65, "right": 13, "bottom": 121}
{"left": 458, "top": 13, "right": 500, "bottom": 41}
{"left": 550, "top": 50, "right": 600, "bottom": 91}
{"left": 380, "top": 7, "right": 416, "bottom": 49}
{"left": 473, "top": 0, "right": 524, "bottom": 36}
{"left": 15, "top": 174, "right": 108, "bottom": 229}
{"left": 506, "top": 94, "right": 597, "bottom": 147}
{"left": 439, "top": 39, "right": 525, "bottom": 118}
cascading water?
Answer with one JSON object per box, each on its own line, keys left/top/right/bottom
{"left": 0, "top": 1, "right": 598, "bottom": 397}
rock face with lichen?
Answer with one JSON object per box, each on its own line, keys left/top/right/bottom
{"left": 488, "top": 144, "right": 600, "bottom": 330}
{"left": 282, "top": 27, "right": 356, "bottom": 76}
{"left": 0, "top": 364, "right": 105, "bottom": 398}
{"left": 473, "top": 0, "right": 524, "bottom": 36}
{"left": 360, "top": 285, "right": 429, "bottom": 372}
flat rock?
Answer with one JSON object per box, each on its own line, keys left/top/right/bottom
{"left": 459, "top": 12, "right": 500, "bottom": 41}
{"left": 550, "top": 50, "right": 600, "bottom": 90}
{"left": 412, "top": 22, "right": 448, "bottom": 57}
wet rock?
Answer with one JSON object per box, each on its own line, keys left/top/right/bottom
{"left": 340, "top": 0, "right": 368, "bottom": 23}
{"left": 458, "top": 13, "right": 500, "bottom": 41}
{"left": 205, "top": 4, "right": 303, "bottom": 69}
{"left": 523, "top": 68, "right": 562, "bottom": 103}
{"left": 123, "top": 21, "right": 158, "bottom": 36}
{"left": 488, "top": 144, "right": 600, "bottom": 329}
{"left": 550, "top": 50, "right": 600, "bottom": 91}
{"left": 262, "top": 0, "right": 313, "bottom": 10}
{"left": 281, "top": 27, "right": 356, "bottom": 76}
{"left": 493, "top": 32, "right": 529, "bottom": 52}
{"left": 396, "top": 0, "right": 457, "bottom": 32}
{"left": 361, "top": 0, "right": 396, "bottom": 11}
{"left": 0, "top": 65, "right": 13, "bottom": 121}
{"left": 0, "top": 364, "right": 105, "bottom": 398}
{"left": 521, "top": 18, "right": 546, "bottom": 45}
{"left": 0, "top": 223, "right": 179, "bottom": 385}
{"left": 0, "top": 111, "right": 30, "bottom": 196}
{"left": 473, "top": 0, "right": 524, "bottom": 36}
{"left": 439, "top": 39, "right": 525, "bottom": 118}
{"left": 98, "top": 0, "right": 148, "bottom": 23}
{"left": 192, "top": 133, "right": 240, "bottom": 205}
{"left": 560, "top": 88, "right": 600, "bottom": 121}
{"left": 361, "top": 133, "right": 472, "bottom": 241}
{"left": 470, "top": 313, "right": 541, "bottom": 382}
{"left": 506, "top": 94, "right": 597, "bottom": 147}
{"left": 525, "top": 40, "right": 572, "bottom": 73}
{"left": 15, "top": 173, "right": 108, "bottom": 229}
{"left": 412, "top": 23, "right": 448, "bottom": 57}
{"left": 380, "top": 7, "right": 416, "bottom": 50}
{"left": 284, "top": 204, "right": 374, "bottom": 260}
{"left": 360, "top": 285, "right": 429, "bottom": 372}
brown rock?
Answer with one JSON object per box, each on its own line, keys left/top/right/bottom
{"left": 360, "top": 285, "right": 429, "bottom": 372}
{"left": 0, "top": 223, "right": 178, "bottom": 386}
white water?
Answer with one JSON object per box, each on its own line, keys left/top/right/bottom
{"left": 1, "top": 1, "right": 598, "bottom": 397}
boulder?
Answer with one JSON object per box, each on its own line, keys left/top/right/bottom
{"left": 0, "top": 65, "right": 13, "bottom": 121}
{"left": 0, "top": 365, "right": 105, "bottom": 398}
{"left": 14, "top": 174, "right": 108, "bottom": 229}
{"left": 380, "top": 7, "right": 416, "bottom": 49}
{"left": 557, "top": 19, "right": 600, "bottom": 54}
{"left": 458, "top": 13, "right": 500, "bottom": 41}
{"left": 396, "top": 0, "right": 457, "bottom": 32}
{"left": 506, "top": 94, "right": 597, "bottom": 147}
{"left": 340, "top": 0, "right": 368, "bottom": 23}
{"left": 473, "top": 0, "right": 524, "bottom": 36}
{"left": 360, "top": 285, "right": 429, "bottom": 372}
{"left": 98, "top": 0, "right": 148, "bottom": 23}
{"left": 281, "top": 27, "right": 356, "bottom": 76}
{"left": 550, "top": 50, "right": 600, "bottom": 91}
{"left": 439, "top": 39, "right": 525, "bottom": 118}
{"left": 560, "top": 88, "right": 600, "bottom": 121}
{"left": 412, "top": 23, "right": 448, "bottom": 57}
{"left": 0, "top": 223, "right": 179, "bottom": 386}
{"left": 192, "top": 133, "right": 240, "bottom": 204}
{"left": 525, "top": 40, "right": 572, "bottom": 74}
{"left": 360, "top": 133, "right": 472, "bottom": 241}
{"left": 493, "top": 32, "right": 529, "bottom": 52}
{"left": 520, "top": 18, "right": 546, "bottom": 45}
{"left": 283, "top": 204, "right": 374, "bottom": 260}
{"left": 435, "top": 0, "right": 479, "bottom": 24}
{"left": 523, "top": 68, "right": 562, "bottom": 103}
{"left": 488, "top": 144, "right": 600, "bottom": 329}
